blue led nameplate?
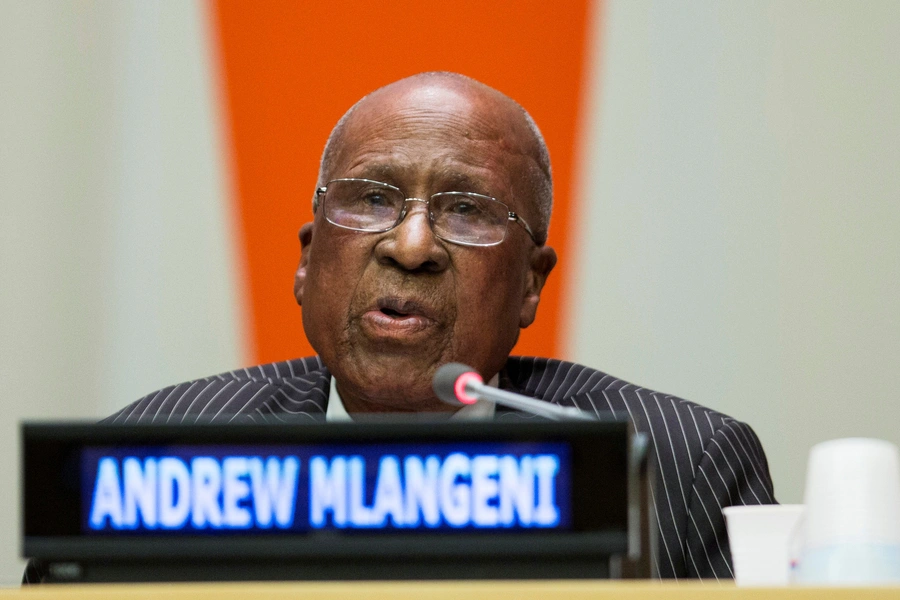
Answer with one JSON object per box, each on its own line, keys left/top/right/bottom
{"left": 81, "top": 442, "right": 571, "bottom": 534}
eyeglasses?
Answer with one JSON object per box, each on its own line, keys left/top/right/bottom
{"left": 313, "top": 178, "right": 538, "bottom": 247}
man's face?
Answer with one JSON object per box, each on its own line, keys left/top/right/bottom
{"left": 295, "top": 82, "right": 555, "bottom": 412}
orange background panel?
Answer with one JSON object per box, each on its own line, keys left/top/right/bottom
{"left": 212, "top": 0, "right": 596, "bottom": 365}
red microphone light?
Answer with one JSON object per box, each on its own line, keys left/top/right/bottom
{"left": 454, "top": 372, "right": 483, "bottom": 404}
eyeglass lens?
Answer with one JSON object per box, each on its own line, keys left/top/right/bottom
{"left": 323, "top": 179, "right": 510, "bottom": 246}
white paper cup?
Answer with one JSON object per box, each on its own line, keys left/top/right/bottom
{"left": 724, "top": 504, "right": 804, "bottom": 586}
{"left": 798, "top": 438, "right": 900, "bottom": 584}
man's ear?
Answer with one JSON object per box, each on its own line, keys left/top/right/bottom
{"left": 293, "top": 222, "right": 314, "bottom": 306}
{"left": 519, "top": 245, "right": 557, "bottom": 328}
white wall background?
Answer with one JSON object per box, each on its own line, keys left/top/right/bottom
{"left": 569, "top": 0, "right": 900, "bottom": 506}
{"left": 1, "top": 0, "right": 899, "bottom": 587}
{"left": 0, "top": 0, "right": 244, "bottom": 584}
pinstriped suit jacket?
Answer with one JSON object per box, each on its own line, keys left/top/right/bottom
{"left": 24, "top": 356, "right": 774, "bottom": 583}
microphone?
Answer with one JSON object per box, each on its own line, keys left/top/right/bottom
{"left": 433, "top": 363, "right": 595, "bottom": 421}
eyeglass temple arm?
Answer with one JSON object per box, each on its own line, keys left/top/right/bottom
{"left": 313, "top": 187, "right": 326, "bottom": 212}
{"left": 509, "top": 212, "right": 538, "bottom": 245}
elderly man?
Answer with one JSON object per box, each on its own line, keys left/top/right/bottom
{"left": 103, "top": 72, "right": 774, "bottom": 578}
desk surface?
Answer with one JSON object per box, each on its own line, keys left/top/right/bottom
{"left": 3, "top": 581, "right": 900, "bottom": 599}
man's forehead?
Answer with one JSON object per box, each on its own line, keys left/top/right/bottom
{"left": 349, "top": 86, "right": 509, "bottom": 138}
{"left": 355, "top": 163, "right": 486, "bottom": 187}
{"left": 330, "top": 82, "right": 531, "bottom": 170}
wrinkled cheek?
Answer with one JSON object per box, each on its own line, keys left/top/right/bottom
{"left": 456, "top": 282, "right": 520, "bottom": 363}
{"left": 302, "top": 255, "right": 355, "bottom": 354}
{"left": 496, "top": 273, "right": 531, "bottom": 347}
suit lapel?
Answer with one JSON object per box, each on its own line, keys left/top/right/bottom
{"left": 247, "top": 358, "right": 331, "bottom": 421}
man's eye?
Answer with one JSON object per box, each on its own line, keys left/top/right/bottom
{"left": 449, "top": 200, "right": 479, "bottom": 216}
{"left": 361, "top": 192, "right": 390, "bottom": 207}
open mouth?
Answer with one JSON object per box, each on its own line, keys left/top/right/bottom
{"left": 376, "top": 297, "right": 430, "bottom": 320}
{"left": 361, "top": 297, "right": 437, "bottom": 340}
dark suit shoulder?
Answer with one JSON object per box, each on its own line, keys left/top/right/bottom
{"left": 506, "top": 356, "right": 747, "bottom": 433}
{"left": 506, "top": 356, "right": 769, "bottom": 485}
{"left": 506, "top": 355, "right": 775, "bottom": 579}
{"left": 106, "top": 357, "right": 330, "bottom": 424}
{"left": 504, "top": 356, "right": 617, "bottom": 400}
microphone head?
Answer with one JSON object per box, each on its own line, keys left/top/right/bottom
{"left": 433, "top": 363, "right": 483, "bottom": 406}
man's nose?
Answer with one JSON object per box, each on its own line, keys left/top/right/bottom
{"left": 374, "top": 199, "right": 450, "bottom": 272}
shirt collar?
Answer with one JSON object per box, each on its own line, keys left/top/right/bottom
{"left": 326, "top": 374, "right": 497, "bottom": 422}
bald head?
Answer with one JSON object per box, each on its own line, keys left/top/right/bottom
{"left": 318, "top": 72, "right": 553, "bottom": 244}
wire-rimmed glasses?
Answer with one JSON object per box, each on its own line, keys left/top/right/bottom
{"left": 314, "top": 178, "right": 537, "bottom": 247}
